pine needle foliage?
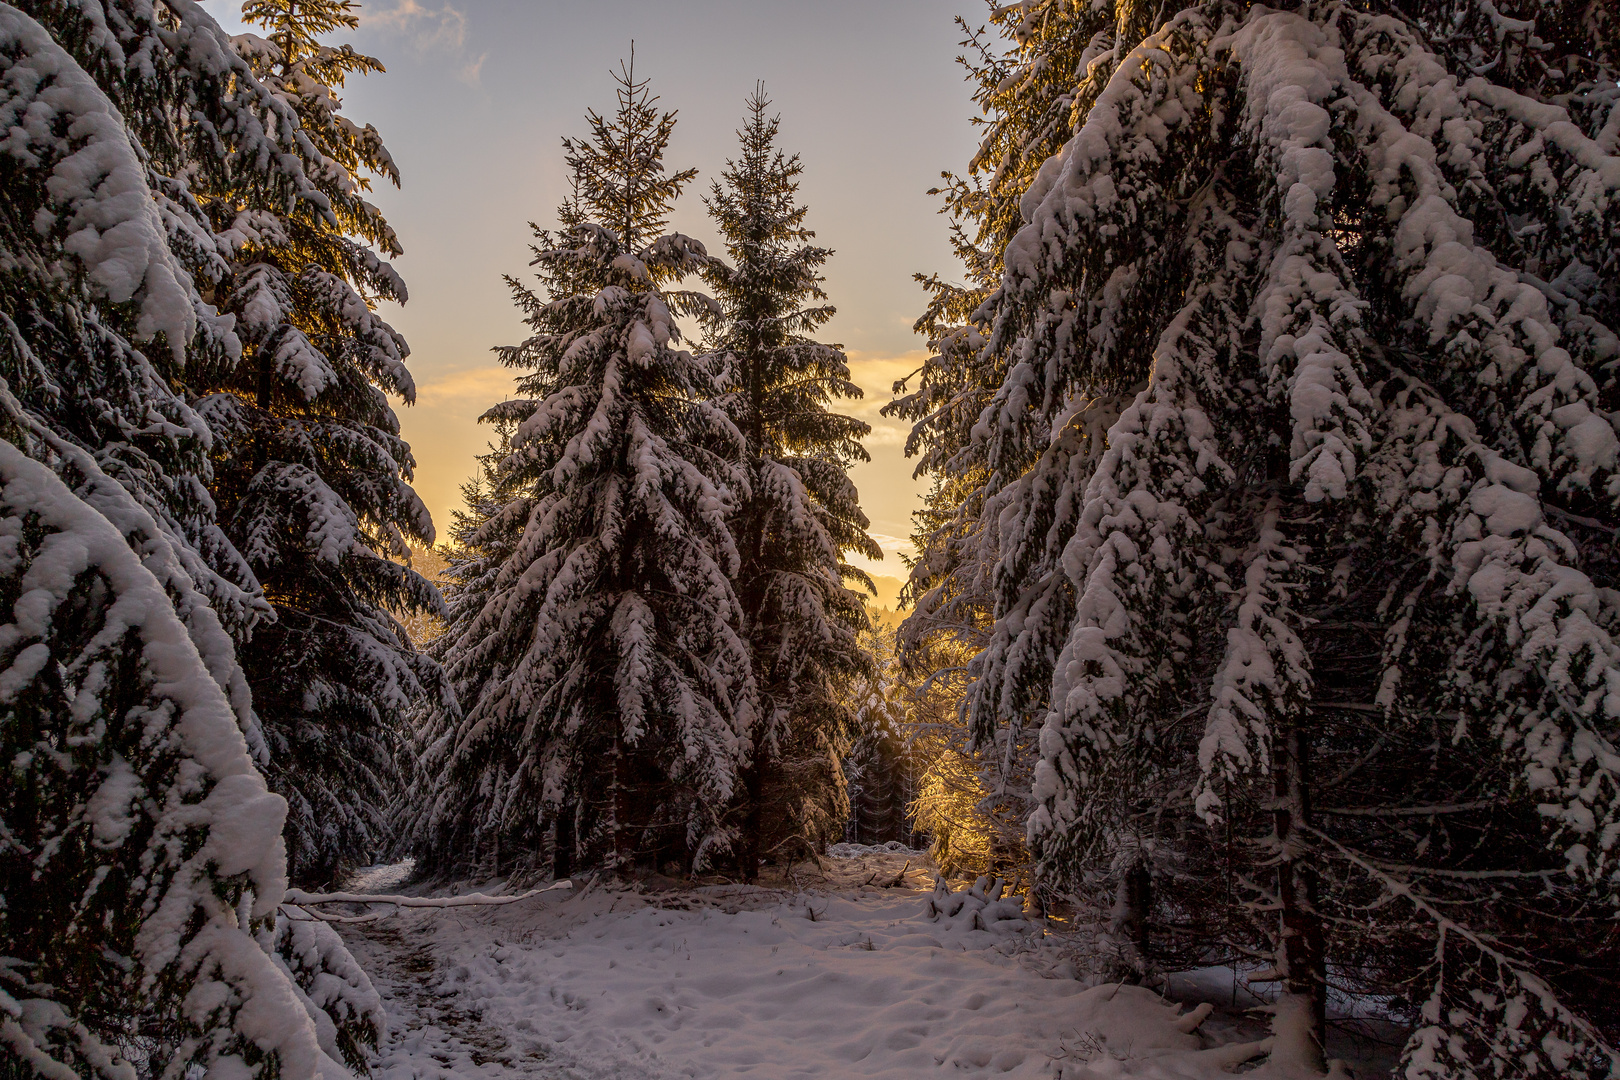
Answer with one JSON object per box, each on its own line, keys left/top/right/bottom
{"left": 186, "top": 0, "right": 444, "bottom": 887}
{"left": 840, "top": 623, "right": 925, "bottom": 849}
{"left": 899, "top": 0, "right": 1620, "bottom": 1069}
{"left": 408, "top": 64, "right": 753, "bottom": 877}
{"left": 563, "top": 60, "right": 698, "bottom": 257}
{"left": 0, "top": 437, "right": 367, "bottom": 1080}
{"left": 0, "top": 1, "right": 393, "bottom": 1073}
{"left": 0, "top": 0, "right": 302, "bottom": 652}
{"left": 700, "top": 89, "right": 880, "bottom": 875}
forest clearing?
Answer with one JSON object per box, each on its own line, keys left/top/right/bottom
{"left": 315, "top": 849, "right": 1395, "bottom": 1080}
{"left": 3, "top": 0, "right": 1619, "bottom": 1077}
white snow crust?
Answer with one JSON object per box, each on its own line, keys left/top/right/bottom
{"left": 335, "top": 857, "right": 1293, "bottom": 1080}
{"left": 827, "top": 841, "right": 927, "bottom": 859}
{"left": 0, "top": 4, "right": 197, "bottom": 354}
{"left": 0, "top": 439, "right": 354, "bottom": 1080}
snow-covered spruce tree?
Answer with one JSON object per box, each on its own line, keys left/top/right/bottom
{"left": 0, "top": 0, "right": 295, "bottom": 714}
{"left": 902, "top": 0, "right": 1620, "bottom": 1070}
{"left": 397, "top": 436, "right": 520, "bottom": 868}
{"left": 408, "top": 66, "right": 753, "bottom": 877}
{"left": 0, "top": 431, "right": 383, "bottom": 1078}
{"left": 886, "top": 0, "right": 1137, "bottom": 654}
{"left": 0, "top": 2, "right": 389, "bottom": 1072}
{"left": 430, "top": 438, "right": 525, "bottom": 671}
{"left": 700, "top": 89, "right": 879, "bottom": 876}
{"left": 840, "top": 623, "right": 917, "bottom": 847}
{"left": 884, "top": 0, "right": 1122, "bottom": 898}
{"left": 189, "top": 0, "right": 443, "bottom": 887}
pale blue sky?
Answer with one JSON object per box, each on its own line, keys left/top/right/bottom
{"left": 209, "top": 0, "right": 986, "bottom": 584}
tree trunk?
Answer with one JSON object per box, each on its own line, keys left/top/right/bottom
{"left": 553, "top": 807, "right": 575, "bottom": 881}
{"left": 256, "top": 336, "right": 275, "bottom": 411}
{"left": 738, "top": 337, "right": 768, "bottom": 884}
{"left": 1273, "top": 723, "right": 1327, "bottom": 1072}
{"left": 1107, "top": 854, "right": 1153, "bottom": 980}
{"left": 609, "top": 724, "right": 631, "bottom": 872}
{"left": 739, "top": 756, "right": 766, "bottom": 883}
{"left": 1124, "top": 860, "right": 1154, "bottom": 974}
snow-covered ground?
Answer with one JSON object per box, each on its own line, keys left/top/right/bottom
{"left": 332, "top": 853, "right": 1396, "bottom": 1079}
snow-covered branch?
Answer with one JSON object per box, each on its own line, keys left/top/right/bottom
{"left": 284, "top": 881, "right": 574, "bottom": 908}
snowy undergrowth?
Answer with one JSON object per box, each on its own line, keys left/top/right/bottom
{"left": 826, "top": 841, "right": 928, "bottom": 859}
{"left": 327, "top": 852, "right": 1395, "bottom": 1079}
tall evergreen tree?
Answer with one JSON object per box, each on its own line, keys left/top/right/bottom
{"left": 901, "top": 0, "right": 1620, "bottom": 1070}
{"left": 408, "top": 64, "right": 753, "bottom": 876}
{"left": 700, "top": 89, "right": 879, "bottom": 876}
{"left": 0, "top": 0, "right": 316, "bottom": 736}
{"left": 840, "top": 623, "right": 918, "bottom": 848}
{"left": 191, "top": 0, "right": 443, "bottom": 887}
{"left": 0, "top": 436, "right": 376, "bottom": 1080}
{"left": 882, "top": 0, "right": 1114, "bottom": 906}
{"left": 0, "top": 2, "right": 387, "bottom": 1074}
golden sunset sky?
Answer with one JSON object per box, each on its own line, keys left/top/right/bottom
{"left": 209, "top": 0, "right": 984, "bottom": 593}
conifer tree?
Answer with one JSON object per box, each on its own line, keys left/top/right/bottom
{"left": 901, "top": 0, "right": 1620, "bottom": 1070}
{"left": 0, "top": 435, "right": 375, "bottom": 1080}
{"left": 700, "top": 89, "right": 879, "bottom": 876}
{"left": 398, "top": 434, "right": 519, "bottom": 866}
{"left": 882, "top": 3, "right": 1106, "bottom": 893}
{"left": 886, "top": 0, "right": 1117, "bottom": 662}
{"left": 881, "top": 5, "right": 1114, "bottom": 836}
{"left": 841, "top": 623, "right": 917, "bottom": 847}
{"left": 190, "top": 0, "right": 443, "bottom": 887}
{"left": 1, "top": 2, "right": 386, "bottom": 1073}
{"left": 409, "top": 64, "right": 753, "bottom": 876}
{"left": 0, "top": 0, "right": 318, "bottom": 729}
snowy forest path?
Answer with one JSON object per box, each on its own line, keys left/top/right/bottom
{"left": 350, "top": 919, "right": 557, "bottom": 1077}
{"left": 341, "top": 886, "right": 642, "bottom": 1078}
{"left": 328, "top": 851, "right": 1303, "bottom": 1080}
{"left": 336, "top": 857, "right": 928, "bottom": 1079}
{"left": 331, "top": 862, "right": 628, "bottom": 1078}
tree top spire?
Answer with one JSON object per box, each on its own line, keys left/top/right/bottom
{"left": 563, "top": 48, "right": 697, "bottom": 250}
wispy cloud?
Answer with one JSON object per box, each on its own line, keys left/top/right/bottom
{"left": 842, "top": 533, "right": 918, "bottom": 580}
{"left": 414, "top": 364, "right": 516, "bottom": 404}
{"left": 844, "top": 349, "right": 926, "bottom": 448}
{"left": 362, "top": 0, "right": 486, "bottom": 85}
{"left": 868, "top": 532, "right": 916, "bottom": 557}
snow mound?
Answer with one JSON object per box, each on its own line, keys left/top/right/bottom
{"left": 826, "top": 841, "right": 924, "bottom": 858}
{"left": 346, "top": 859, "right": 417, "bottom": 893}
{"left": 925, "top": 875, "right": 1039, "bottom": 934}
